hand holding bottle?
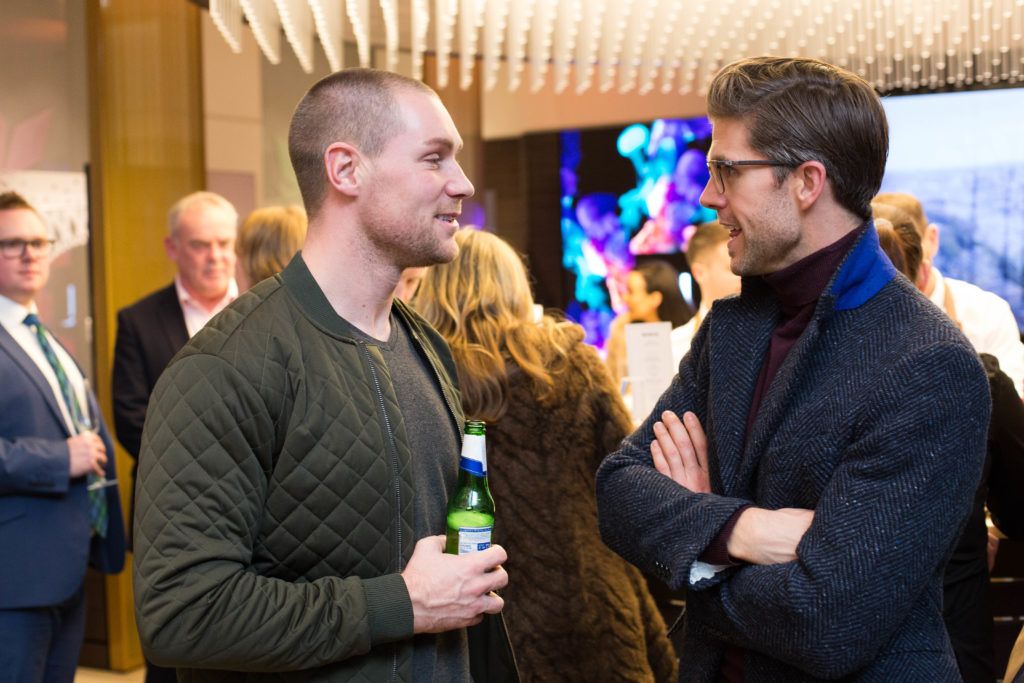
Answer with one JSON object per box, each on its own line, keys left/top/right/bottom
{"left": 402, "top": 535, "right": 508, "bottom": 634}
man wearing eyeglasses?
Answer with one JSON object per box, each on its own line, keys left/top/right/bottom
{"left": 0, "top": 191, "right": 125, "bottom": 680}
{"left": 598, "top": 57, "right": 989, "bottom": 681}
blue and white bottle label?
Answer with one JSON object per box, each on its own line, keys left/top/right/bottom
{"left": 459, "top": 433, "right": 487, "bottom": 476}
{"left": 457, "top": 526, "right": 493, "bottom": 555}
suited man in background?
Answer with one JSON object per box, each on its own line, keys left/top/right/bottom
{"left": 112, "top": 190, "right": 237, "bottom": 683}
{"left": 0, "top": 191, "right": 125, "bottom": 680}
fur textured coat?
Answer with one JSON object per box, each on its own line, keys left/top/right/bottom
{"left": 486, "top": 338, "right": 677, "bottom": 682}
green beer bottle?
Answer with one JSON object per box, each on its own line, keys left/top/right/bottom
{"left": 445, "top": 420, "right": 495, "bottom": 555}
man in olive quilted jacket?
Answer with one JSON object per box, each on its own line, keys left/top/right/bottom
{"left": 133, "top": 68, "right": 512, "bottom": 681}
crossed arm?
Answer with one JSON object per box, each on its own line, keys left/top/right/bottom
{"left": 649, "top": 409, "right": 813, "bottom": 566}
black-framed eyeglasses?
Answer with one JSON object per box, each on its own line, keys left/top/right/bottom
{"left": 0, "top": 238, "right": 56, "bottom": 259}
{"left": 706, "top": 159, "right": 796, "bottom": 194}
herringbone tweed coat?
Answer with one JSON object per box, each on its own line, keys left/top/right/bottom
{"left": 596, "top": 224, "right": 991, "bottom": 682}
{"left": 487, "top": 339, "right": 678, "bottom": 682}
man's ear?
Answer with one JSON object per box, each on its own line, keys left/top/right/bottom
{"left": 924, "top": 223, "right": 940, "bottom": 260}
{"left": 324, "top": 142, "right": 361, "bottom": 197}
{"left": 690, "top": 261, "right": 707, "bottom": 288}
{"left": 164, "top": 235, "right": 177, "bottom": 263}
{"left": 791, "top": 160, "right": 827, "bottom": 211}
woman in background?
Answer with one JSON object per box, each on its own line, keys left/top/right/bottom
{"left": 605, "top": 259, "right": 692, "bottom": 387}
{"left": 413, "top": 229, "right": 677, "bottom": 682}
{"left": 235, "top": 205, "right": 307, "bottom": 291}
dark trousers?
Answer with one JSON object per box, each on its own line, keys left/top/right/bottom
{"left": 0, "top": 586, "right": 86, "bottom": 683}
{"left": 145, "top": 660, "right": 178, "bottom": 683}
{"left": 944, "top": 572, "right": 996, "bottom": 683}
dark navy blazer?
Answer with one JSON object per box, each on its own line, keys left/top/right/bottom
{"left": 597, "top": 224, "right": 991, "bottom": 682}
{"left": 0, "top": 324, "right": 125, "bottom": 609}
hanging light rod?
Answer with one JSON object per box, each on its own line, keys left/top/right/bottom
{"left": 199, "top": 0, "right": 1024, "bottom": 93}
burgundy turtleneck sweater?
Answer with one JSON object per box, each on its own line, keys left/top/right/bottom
{"left": 708, "top": 224, "right": 865, "bottom": 683}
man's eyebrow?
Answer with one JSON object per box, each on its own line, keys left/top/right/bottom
{"left": 422, "top": 137, "right": 462, "bottom": 153}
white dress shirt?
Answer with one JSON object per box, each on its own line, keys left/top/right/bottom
{"left": 174, "top": 276, "right": 238, "bottom": 338}
{"left": 929, "top": 267, "right": 1024, "bottom": 397}
{"left": 0, "top": 294, "right": 88, "bottom": 435}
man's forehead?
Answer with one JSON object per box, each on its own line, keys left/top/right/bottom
{"left": 394, "top": 90, "right": 463, "bottom": 150}
{"left": 0, "top": 208, "right": 47, "bottom": 235}
{"left": 707, "top": 118, "right": 752, "bottom": 158}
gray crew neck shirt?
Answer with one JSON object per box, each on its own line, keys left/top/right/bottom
{"left": 339, "top": 310, "right": 470, "bottom": 682}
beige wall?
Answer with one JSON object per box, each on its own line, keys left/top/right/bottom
{"left": 201, "top": 13, "right": 262, "bottom": 218}
{"left": 481, "top": 77, "right": 708, "bottom": 139}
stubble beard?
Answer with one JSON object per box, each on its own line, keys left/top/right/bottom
{"left": 732, "top": 193, "right": 800, "bottom": 277}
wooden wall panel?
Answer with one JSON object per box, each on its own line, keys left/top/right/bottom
{"left": 85, "top": 0, "right": 205, "bottom": 669}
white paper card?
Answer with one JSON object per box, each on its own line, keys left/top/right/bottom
{"left": 624, "top": 321, "right": 675, "bottom": 424}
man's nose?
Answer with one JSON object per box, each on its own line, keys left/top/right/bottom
{"left": 699, "top": 179, "right": 724, "bottom": 210}
{"left": 448, "top": 163, "right": 475, "bottom": 199}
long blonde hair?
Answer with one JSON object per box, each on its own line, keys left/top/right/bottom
{"left": 412, "top": 229, "right": 584, "bottom": 422}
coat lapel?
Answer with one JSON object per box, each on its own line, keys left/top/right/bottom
{"left": 707, "top": 283, "right": 777, "bottom": 497}
{"left": 158, "top": 284, "right": 190, "bottom": 354}
{"left": 0, "top": 324, "right": 70, "bottom": 435}
{"left": 736, "top": 305, "right": 830, "bottom": 492}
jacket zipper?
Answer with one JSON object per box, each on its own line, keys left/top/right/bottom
{"left": 358, "top": 341, "right": 402, "bottom": 683}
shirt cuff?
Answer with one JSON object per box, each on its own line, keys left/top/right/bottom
{"left": 698, "top": 504, "right": 752, "bottom": 565}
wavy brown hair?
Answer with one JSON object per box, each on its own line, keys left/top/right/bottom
{"left": 412, "top": 228, "right": 585, "bottom": 422}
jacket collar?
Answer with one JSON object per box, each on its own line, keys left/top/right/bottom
{"left": 826, "top": 221, "right": 897, "bottom": 312}
{"left": 280, "top": 252, "right": 427, "bottom": 340}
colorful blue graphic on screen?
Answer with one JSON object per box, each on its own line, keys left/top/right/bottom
{"left": 560, "top": 117, "right": 715, "bottom": 346}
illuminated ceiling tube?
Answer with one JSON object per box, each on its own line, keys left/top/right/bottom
{"left": 435, "top": 0, "right": 458, "bottom": 88}
{"left": 459, "top": 0, "right": 486, "bottom": 90}
{"left": 346, "top": 0, "right": 371, "bottom": 67}
{"left": 529, "top": 0, "right": 558, "bottom": 91}
{"left": 411, "top": 0, "right": 429, "bottom": 81}
{"left": 275, "top": 0, "right": 315, "bottom": 73}
{"left": 210, "top": 0, "right": 244, "bottom": 53}
{"left": 308, "top": 0, "right": 344, "bottom": 71}
{"left": 575, "top": 0, "right": 605, "bottom": 93}
{"left": 240, "top": 0, "right": 282, "bottom": 64}
{"left": 618, "top": 0, "right": 654, "bottom": 92}
{"left": 482, "top": 0, "right": 510, "bottom": 90}
{"left": 506, "top": 0, "right": 535, "bottom": 91}
{"left": 552, "top": 0, "right": 581, "bottom": 93}
{"left": 598, "top": 0, "right": 632, "bottom": 91}
{"left": 637, "top": 0, "right": 675, "bottom": 94}
{"left": 380, "top": 0, "right": 400, "bottom": 73}
{"left": 660, "top": 0, "right": 692, "bottom": 93}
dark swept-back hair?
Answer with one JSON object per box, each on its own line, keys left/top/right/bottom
{"left": 634, "top": 259, "right": 693, "bottom": 328}
{"left": 288, "top": 68, "right": 436, "bottom": 218}
{"left": 706, "top": 56, "right": 889, "bottom": 222}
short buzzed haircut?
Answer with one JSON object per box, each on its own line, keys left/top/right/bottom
{"left": 686, "top": 221, "right": 730, "bottom": 264}
{"left": 874, "top": 191, "right": 928, "bottom": 238}
{"left": 167, "top": 191, "right": 238, "bottom": 237}
{"left": 707, "top": 57, "right": 888, "bottom": 222}
{"left": 288, "top": 68, "right": 436, "bottom": 218}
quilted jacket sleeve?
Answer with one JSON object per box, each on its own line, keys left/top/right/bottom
{"left": 688, "top": 341, "right": 990, "bottom": 678}
{"left": 596, "top": 318, "right": 753, "bottom": 590}
{"left": 133, "top": 352, "right": 413, "bottom": 670}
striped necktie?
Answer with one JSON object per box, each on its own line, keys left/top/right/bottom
{"left": 23, "top": 313, "right": 108, "bottom": 538}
